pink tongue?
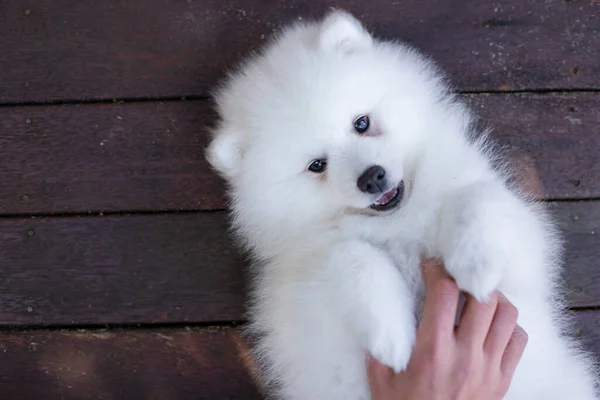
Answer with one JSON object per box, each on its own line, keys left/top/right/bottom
{"left": 375, "top": 188, "right": 396, "bottom": 205}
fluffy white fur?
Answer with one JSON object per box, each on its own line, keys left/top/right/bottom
{"left": 206, "top": 10, "right": 598, "bottom": 400}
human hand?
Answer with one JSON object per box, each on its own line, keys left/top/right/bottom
{"left": 367, "top": 258, "right": 528, "bottom": 400}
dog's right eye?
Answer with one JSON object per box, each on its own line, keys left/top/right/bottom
{"left": 307, "top": 159, "right": 327, "bottom": 173}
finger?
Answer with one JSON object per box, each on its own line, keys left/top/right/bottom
{"left": 366, "top": 354, "right": 393, "bottom": 396}
{"left": 500, "top": 325, "right": 528, "bottom": 379}
{"left": 456, "top": 291, "right": 499, "bottom": 347}
{"left": 420, "top": 258, "right": 460, "bottom": 338}
{"left": 484, "top": 292, "right": 519, "bottom": 362}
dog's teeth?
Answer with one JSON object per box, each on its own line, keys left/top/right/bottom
{"left": 374, "top": 188, "right": 398, "bottom": 206}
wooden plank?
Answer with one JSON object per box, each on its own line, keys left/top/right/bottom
{"left": 0, "top": 327, "right": 261, "bottom": 399}
{"left": 0, "top": 312, "right": 599, "bottom": 400}
{"left": 573, "top": 310, "right": 600, "bottom": 355}
{"left": 0, "top": 101, "right": 226, "bottom": 214}
{"left": 1, "top": 0, "right": 599, "bottom": 104}
{"left": 552, "top": 202, "right": 600, "bottom": 309}
{"left": 464, "top": 93, "right": 600, "bottom": 200}
{"left": 0, "top": 202, "right": 598, "bottom": 327}
{"left": 1, "top": 93, "right": 599, "bottom": 215}
{"left": 0, "top": 213, "right": 247, "bottom": 326}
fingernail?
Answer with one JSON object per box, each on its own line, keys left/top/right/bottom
{"left": 497, "top": 291, "right": 508, "bottom": 302}
{"left": 421, "top": 257, "right": 443, "bottom": 271}
{"left": 366, "top": 354, "right": 375, "bottom": 367}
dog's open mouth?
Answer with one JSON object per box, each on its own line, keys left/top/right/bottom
{"left": 370, "top": 182, "right": 404, "bottom": 212}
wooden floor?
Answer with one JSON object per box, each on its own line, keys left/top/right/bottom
{"left": 0, "top": 0, "right": 599, "bottom": 398}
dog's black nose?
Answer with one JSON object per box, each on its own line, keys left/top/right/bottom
{"left": 357, "top": 165, "right": 387, "bottom": 194}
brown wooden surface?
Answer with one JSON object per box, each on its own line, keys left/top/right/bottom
{"left": 1, "top": 93, "right": 599, "bottom": 216}
{"left": 553, "top": 202, "right": 600, "bottom": 308}
{"left": 1, "top": 0, "right": 599, "bottom": 397}
{"left": 1, "top": 0, "right": 599, "bottom": 104}
{"left": 0, "top": 101, "right": 225, "bottom": 214}
{"left": 464, "top": 93, "right": 600, "bottom": 200}
{"left": 0, "top": 327, "right": 261, "bottom": 400}
{"left": 0, "top": 202, "right": 596, "bottom": 327}
{"left": 0, "top": 311, "right": 599, "bottom": 400}
{"left": 0, "top": 213, "right": 247, "bottom": 326}
{"left": 573, "top": 310, "right": 600, "bottom": 354}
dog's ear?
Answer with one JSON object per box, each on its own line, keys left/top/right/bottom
{"left": 318, "top": 10, "right": 373, "bottom": 53}
{"left": 206, "top": 125, "right": 244, "bottom": 180}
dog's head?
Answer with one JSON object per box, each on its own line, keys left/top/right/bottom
{"left": 207, "top": 10, "right": 448, "bottom": 246}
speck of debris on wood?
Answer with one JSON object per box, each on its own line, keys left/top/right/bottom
{"left": 25, "top": 118, "right": 32, "bottom": 124}
{"left": 23, "top": 9, "right": 31, "bottom": 15}
{"left": 27, "top": 230, "right": 35, "bottom": 237}
{"left": 572, "top": 214, "right": 580, "bottom": 221}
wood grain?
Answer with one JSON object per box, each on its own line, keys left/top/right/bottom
{"left": 464, "top": 93, "right": 600, "bottom": 200}
{"left": 0, "top": 202, "right": 597, "bottom": 327}
{"left": 1, "top": 0, "right": 599, "bottom": 103}
{"left": 0, "top": 213, "right": 247, "bottom": 326}
{"left": 0, "top": 101, "right": 226, "bottom": 214}
{"left": 0, "top": 327, "right": 262, "bottom": 400}
{"left": 0, "top": 312, "right": 599, "bottom": 400}
{"left": 1, "top": 93, "right": 599, "bottom": 215}
{"left": 573, "top": 310, "right": 600, "bottom": 355}
{"left": 551, "top": 202, "right": 600, "bottom": 309}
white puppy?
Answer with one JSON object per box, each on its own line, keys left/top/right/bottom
{"left": 206, "top": 10, "right": 598, "bottom": 400}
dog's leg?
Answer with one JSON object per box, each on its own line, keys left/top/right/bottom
{"left": 327, "top": 240, "right": 416, "bottom": 373}
{"left": 436, "top": 181, "right": 554, "bottom": 302}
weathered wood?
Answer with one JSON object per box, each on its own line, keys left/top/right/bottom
{"left": 0, "top": 327, "right": 262, "bottom": 399}
{"left": 0, "top": 202, "right": 597, "bottom": 327}
{"left": 1, "top": 93, "right": 599, "bottom": 215}
{"left": 0, "top": 101, "right": 226, "bottom": 214}
{"left": 1, "top": 0, "right": 599, "bottom": 104}
{"left": 0, "top": 311, "right": 599, "bottom": 399}
{"left": 552, "top": 202, "right": 600, "bottom": 309}
{"left": 464, "top": 93, "right": 600, "bottom": 200}
{"left": 573, "top": 310, "right": 600, "bottom": 355}
{"left": 0, "top": 213, "right": 247, "bottom": 326}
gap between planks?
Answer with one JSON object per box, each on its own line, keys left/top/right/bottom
{"left": 1, "top": 88, "right": 600, "bottom": 108}
{"left": 1, "top": 198, "right": 599, "bottom": 220}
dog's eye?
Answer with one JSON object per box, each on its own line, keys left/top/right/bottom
{"left": 307, "top": 159, "right": 327, "bottom": 173}
{"left": 354, "top": 115, "right": 370, "bottom": 134}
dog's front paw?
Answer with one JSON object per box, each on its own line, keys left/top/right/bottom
{"left": 368, "top": 319, "right": 416, "bottom": 373}
{"left": 440, "top": 212, "right": 509, "bottom": 302}
{"left": 444, "top": 242, "right": 504, "bottom": 303}
{"left": 328, "top": 240, "right": 417, "bottom": 374}
{"left": 437, "top": 185, "right": 516, "bottom": 303}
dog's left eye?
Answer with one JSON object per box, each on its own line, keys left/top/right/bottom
{"left": 354, "top": 115, "right": 370, "bottom": 134}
